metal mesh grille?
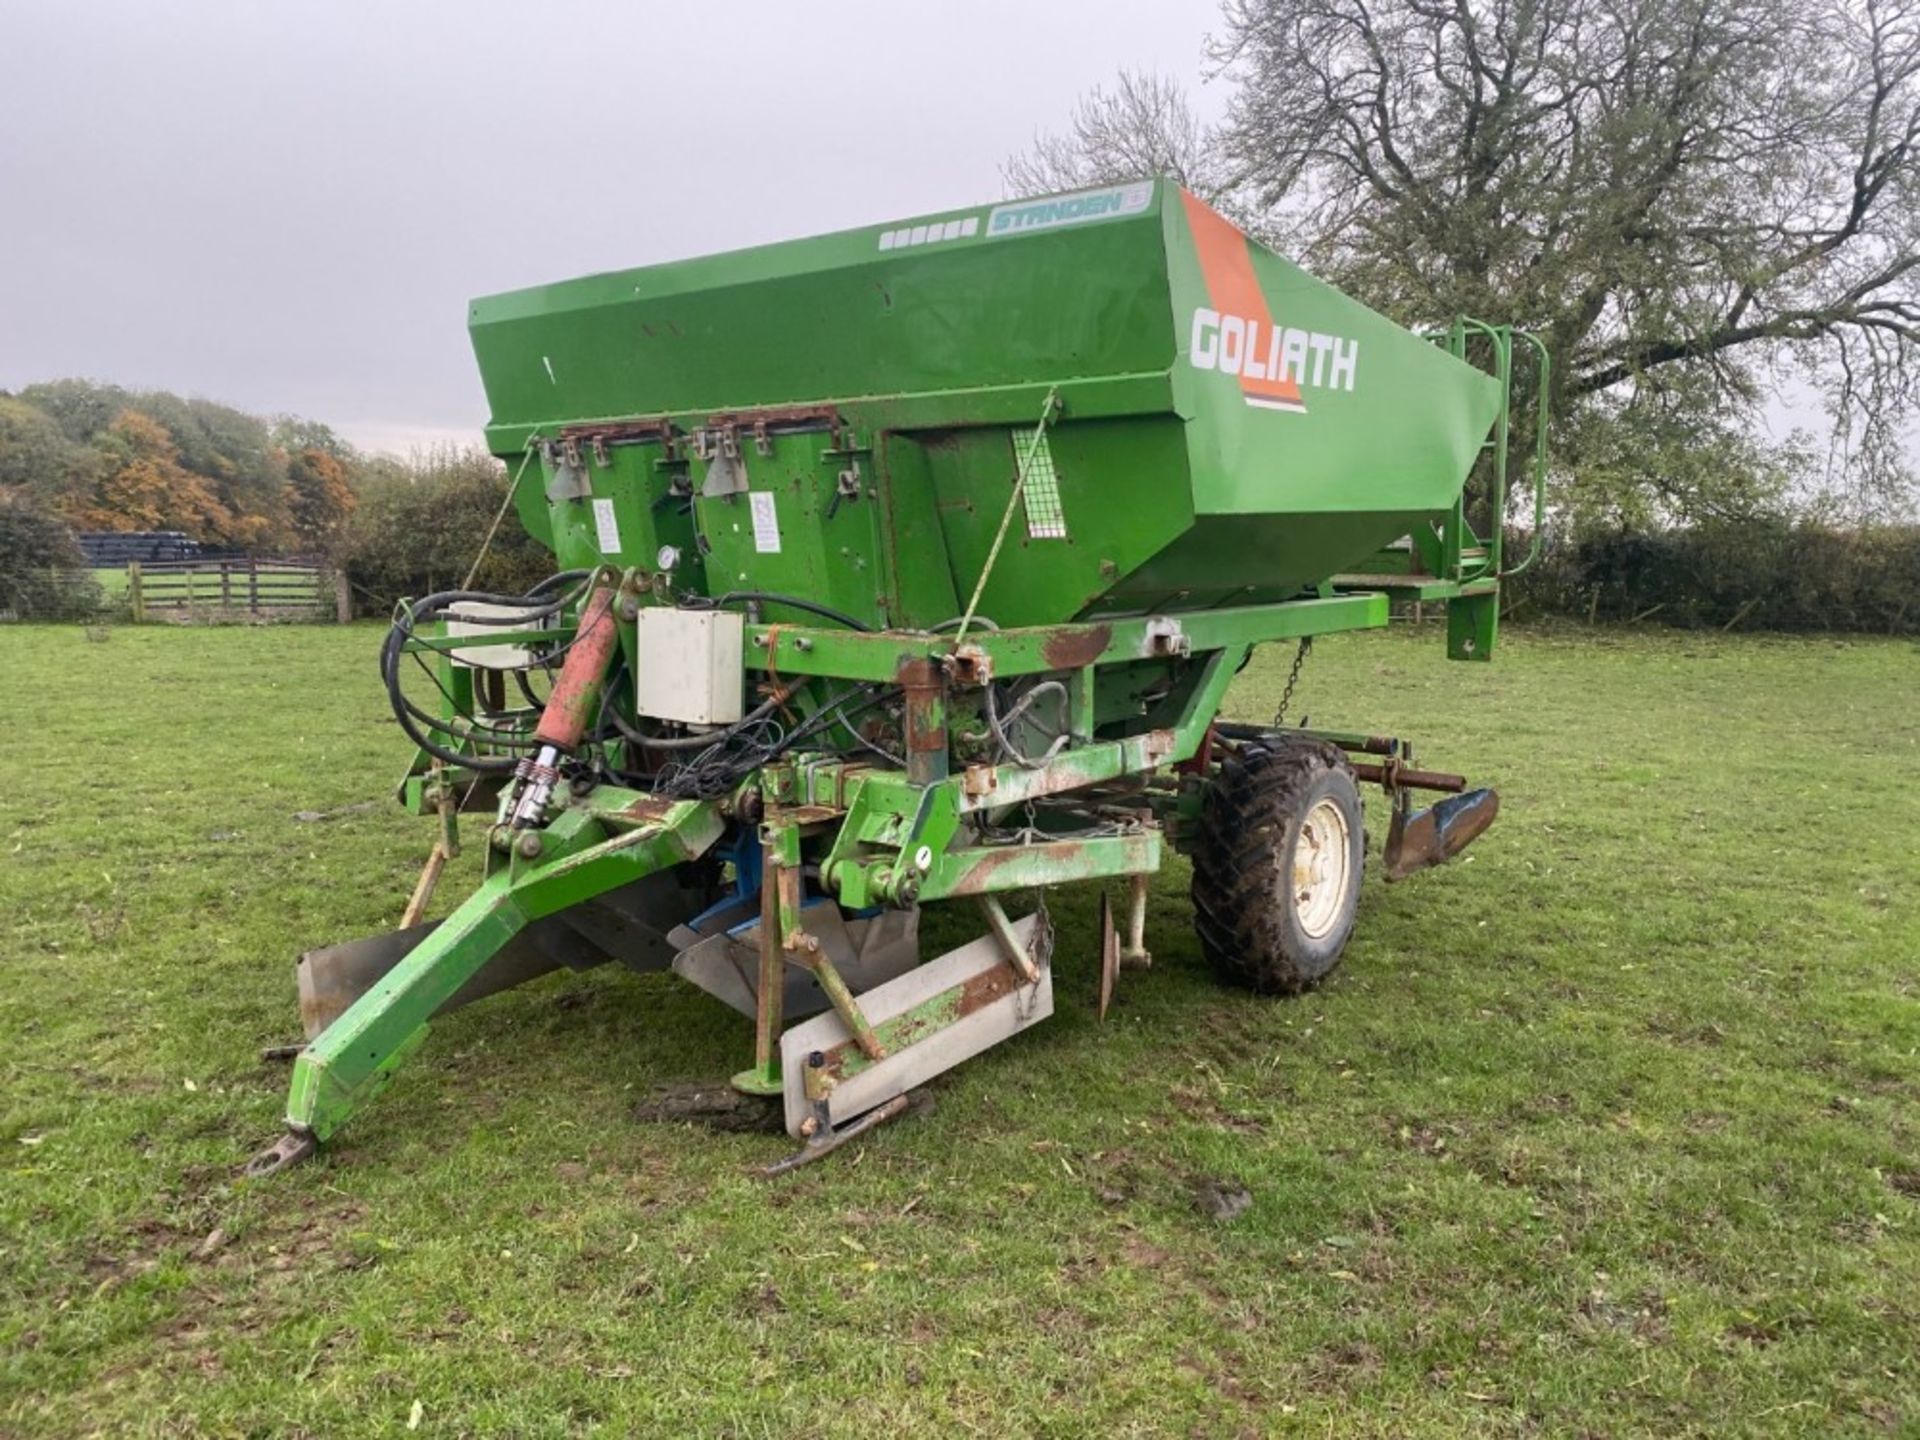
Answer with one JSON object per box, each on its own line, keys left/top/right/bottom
{"left": 1015, "top": 427, "right": 1067, "bottom": 539}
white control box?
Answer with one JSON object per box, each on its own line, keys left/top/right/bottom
{"left": 634, "top": 608, "right": 745, "bottom": 725}
{"left": 445, "top": 601, "right": 557, "bottom": 671}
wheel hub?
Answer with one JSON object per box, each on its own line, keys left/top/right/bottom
{"left": 1291, "top": 796, "right": 1353, "bottom": 940}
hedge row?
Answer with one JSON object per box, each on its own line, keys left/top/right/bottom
{"left": 1504, "top": 521, "right": 1920, "bottom": 634}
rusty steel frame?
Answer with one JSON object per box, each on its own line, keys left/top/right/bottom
{"left": 259, "top": 574, "right": 1464, "bottom": 1169}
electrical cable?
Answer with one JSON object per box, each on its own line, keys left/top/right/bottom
{"left": 604, "top": 695, "right": 787, "bottom": 752}
{"left": 984, "top": 679, "right": 1070, "bottom": 769}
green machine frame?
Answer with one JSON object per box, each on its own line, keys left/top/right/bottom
{"left": 248, "top": 182, "right": 1549, "bottom": 1175}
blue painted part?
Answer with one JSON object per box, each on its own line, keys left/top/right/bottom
{"left": 685, "top": 831, "right": 759, "bottom": 935}
{"left": 727, "top": 830, "right": 763, "bottom": 899}
{"left": 687, "top": 893, "right": 752, "bottom": 933}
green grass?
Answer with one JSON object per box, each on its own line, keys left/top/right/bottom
{"left": 2, "top": 620, "right": 1916, "bottom": 1436}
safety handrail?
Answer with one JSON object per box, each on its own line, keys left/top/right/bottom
{"left": 1425, "top": 318, "right": 1551, "bottom": 584}
{"left": 1501, "top": 331, "right": 1552, "bottom": 578}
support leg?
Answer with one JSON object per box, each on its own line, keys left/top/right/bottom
{"left": 400, "top": 786, "right": 460, "bottom": 929}
{"left": 1119, "top": 870, "right": 1152, "bottom": 970}
{"left": 398, "top": 843, "right": 449, "bottom": 929}
{"left": 733, "top": 833, "right": 793, "bottom": 1096}
{"left": 979, "top": 895, "right": 1041, "bottom": 984}
{"left": 799, "top": 949, "right": 886, "bottom": 1063}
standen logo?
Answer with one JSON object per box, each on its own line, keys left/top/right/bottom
{"left": 987, "top": 182, "right": 1154, "bottom": 238}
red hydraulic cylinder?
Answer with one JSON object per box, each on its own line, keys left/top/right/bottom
{"left": 534, "top": 583, "right": 620, "bottom": 750}
{"left": 507, "top": 582, "right": 621, "bottom": 829}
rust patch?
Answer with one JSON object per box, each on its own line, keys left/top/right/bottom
{"left": 703, "top": 403, "right": 845, "bottom": 449}
{"left": 559, "top": 416, "right": 681, "bottom": 456}
{"left": 959, "top": 960, "right": 1020, "bottom": 1013}
{"left": 944, "top": 644, "right": 992, "bottom": 687}
{"left": 1041, "top": 624, "right": 1111, "bottom": 671}
{"left": 946, "top": 845, "right": 1023, "bottom": 888}
{"left": 534, "top": 586, "right": 620, "bottom": 748}
{"left": 621, "top": 795, "right": 677, "bottom": 823}
{"left": 1350, "top": 760, "right": 1467, "bottom": 793}
{"left": 768, "top": 803, "right": 842, "bottom": 827}
{"left": 561, "top": 416, "right": 674, "bottom": 442}
{"left": 815, "top": 960, "right": 1023, "bottom": 1083}
{"left": 897, "top": 656, "right": 946, "bottom": 757}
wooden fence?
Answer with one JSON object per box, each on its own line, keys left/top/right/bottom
{"left": 127, "top": 559, "right": 350, "bottom": 622}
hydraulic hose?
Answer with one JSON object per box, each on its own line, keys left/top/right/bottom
{"left": 607, "top": 695, "right": 786, "bottom": 752}
{"left": 697, "top": 590, "right": 874, "bottom": 632}
{"left": 379, "top": 572, "right": 597, "bottom": 774}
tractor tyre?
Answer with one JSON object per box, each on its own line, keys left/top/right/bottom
{"left": 1191, "top": 737, "right": 1365, "bottom": 995}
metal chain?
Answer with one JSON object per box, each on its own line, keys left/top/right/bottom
{"left": 1271, "top": 636, "right": 1313, "bottom": 729}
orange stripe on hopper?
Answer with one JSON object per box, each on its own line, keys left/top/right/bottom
{"left": 1179, "top": 190, "right": 1305, "bottom": 412}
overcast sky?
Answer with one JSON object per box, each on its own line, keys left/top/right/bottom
{"left": 0, "top": 1, "right": 1225, "bottom": 454}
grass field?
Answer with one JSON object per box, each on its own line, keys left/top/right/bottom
{"left": 2, "top": 620, "right": 1916, "bottom": 1436}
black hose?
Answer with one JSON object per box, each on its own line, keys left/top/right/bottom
{"left": 606, "top": 694, "right": 786, "bottom": 751}
{"left": 527, "top": 568, "right": 593, "bottom": 597}
{"left": 634, "top": 681, "right": 898, "bottom": 798}
{"left": 380, "top": 627, "right": 529, "bottom": 772}
{"left": 383, "top": 629, "right": 545, "bottom": 743}
{"left": 377, "top": 578, "right": 596, "bottom": 773}
{"left": 513, "top": 666, "right": 550, "bottom": 709}
{"left": 694, "top": 590, "right": 874, "bottom": 632}
{"left": 396, "top": 580, "right": 588, "bottom": 628}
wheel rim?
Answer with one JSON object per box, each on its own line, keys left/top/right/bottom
{"left": 1292, "top": 797, "right": 1354, "bottom": 940}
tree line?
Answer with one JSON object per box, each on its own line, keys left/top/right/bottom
{"left": 0, "top": 379, "right": 548, "bottom": 619}
{"left": 0, "top": 379, "right": 359, "bottom": 552}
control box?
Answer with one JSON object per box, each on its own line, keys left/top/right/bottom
{"left": 633, "top": 608, "right": 745, "bottom": 725}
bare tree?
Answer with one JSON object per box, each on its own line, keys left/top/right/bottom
{"left": 1003, "top": 71, "right": 1229, "bottom": 200}
{"left": 1011, "top": 0, "right": 1920, "bottom": 522}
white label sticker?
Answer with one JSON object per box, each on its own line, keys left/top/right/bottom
{"left": 591, "top": 497, "right": 622, "bottom": 554}
{"left": 749, "top": 491, "right": 782, "bottom": 554}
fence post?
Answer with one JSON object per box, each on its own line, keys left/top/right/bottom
{"left": 334, "top": 571, "right": 353, "bottom": 624}
{"left": 220, "top": 563, "right": 232, "bottom": 611}
{"left": 248, "top": 558, "right": 260, "bottom": 614}
{"left": 128, "top": 562, "right": 145, "bottom": 623}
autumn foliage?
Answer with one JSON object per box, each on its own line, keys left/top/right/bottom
{"left": 0, "top": 380, "right": 359, "bottom": 552}
{"left": 65, "top": 409, "right": 236, "bottom": 539}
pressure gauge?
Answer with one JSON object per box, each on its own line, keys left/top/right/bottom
{"left": 655, "top": 543, "right": 681, "bottom": 571}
